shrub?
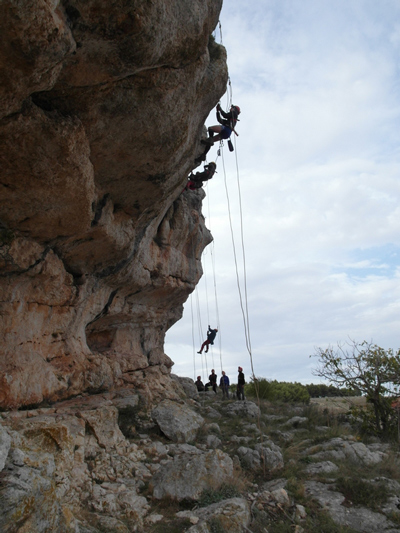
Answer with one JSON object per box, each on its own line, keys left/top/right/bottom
{"left": 335, "top": 476, "right": 391, "bottom": 510}
{"left": 246, "top": 378, "right": 310, "bottom": 404}
{"left": 198, "top": 483, "right": 241, "bottom": 508}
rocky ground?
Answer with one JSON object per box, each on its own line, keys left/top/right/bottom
{"left": 1, "top": 376, "right": 400, "bottom": 533}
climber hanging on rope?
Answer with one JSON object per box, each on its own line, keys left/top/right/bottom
{"left": 185, "top": 162, "right": 217, "bottom": 190}
{"left": 197, "top": 325, "right": 218, "bottom": 354}
{"left": 201, "top": 103, "right": 241, "bottom": 154}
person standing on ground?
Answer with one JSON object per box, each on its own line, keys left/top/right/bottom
{"left": 220, "top": 371, "right": 230, "bottom": 400}
{"left": 208, "top": 369, "right": 218, "bottom": 393}
{"left": 237, "top": 366, "right": 245, "bottom": 400}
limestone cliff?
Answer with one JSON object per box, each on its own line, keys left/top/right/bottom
{"left": 0, "top": 0, "right": 228, "bottom": 410}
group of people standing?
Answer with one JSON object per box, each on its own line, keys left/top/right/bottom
{"left": 195, "top": 366, "right": 245, "bottom": 401}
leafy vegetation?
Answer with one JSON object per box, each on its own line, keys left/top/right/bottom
{"left": 198, "top": 483, "right": 242, "bottom": 508}
{"left": 306, "top": 383, "right": 361, "bottom": 398}
{"left": 246, "top": 378, "right": 310, "bottom": 404}
{"left": 335, "top": 476, "right": 391, "bottom": 509}
{"left": 312, "top": 340, "right": 400, "bottom": 437}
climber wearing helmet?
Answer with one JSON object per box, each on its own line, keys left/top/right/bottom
{"left": 185, "top": 162, "right": 217, "bottom": 191}
{"left": 201, "top": 104, "right": 241, "bottom": 148}
{"left": 237, "top": 366, "right": 245, "bottom": 401}
{"left": 197, "top": 325, "right": 218, "bottom": 354}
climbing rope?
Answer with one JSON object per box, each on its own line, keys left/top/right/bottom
{"left": 195, "top": 289, "right": 208, "bottom": 378}
{"left": 212, "top": 16, "right": 264, "bottom": 472}
{"left": 206, "top": 189, "right": 222, "bottom": 373}
{"left": 191, "top": 294, "right": 196, "bottom": 381}
{"left": 233, "top": 133, "right": 253, "bottom": 371}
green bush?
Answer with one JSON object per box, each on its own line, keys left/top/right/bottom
{"left": 335, "top": 476, "right": 391, "bottom": 509}
{"left": 246, "top": 378, "right": 310, "bottom": 404}
{"left": 306, "top": 383, "right": 361, "bottom": 397}
{"left": 198, "top": 484, "right": 241, "bottom": 508}
{"left": 349, "top": 400, "right": 398, "bottom": 440}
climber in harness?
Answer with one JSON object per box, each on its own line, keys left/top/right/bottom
{"left": 201, "top": 103, "right": 241, "bottom": 153}
{"left": 185, "top": 162, "right": 217, "bottom": 190}
{"left": 197, "top": 325, "right": 218, "bottom": 354}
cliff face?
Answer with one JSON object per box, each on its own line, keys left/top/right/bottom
{"left": 0, "top": 0, "right": 228, "bottom": 410}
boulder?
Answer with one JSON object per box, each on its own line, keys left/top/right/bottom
{"left": 237, "top": 440, "right": 284, "bottom": 472}
{"left": 305, "top": 460, "right": 339, "bottom": 475}
{"left": 283, "top": 416, "right": 309, "bottom": 428}
{"left": 223, "top": 400, "right": 261, "bottom": 418}
{"left": 152, "top": 399, "right": 204, "bottom": 443}
{"left": 91, "top": 483, "right": 150, "bottom": 524}
{"left": 206, "top": 435, "right": 222, "bottom": 449}
{"left": 305, "top": 481, "right": 399, "bottom": 533}
{"left": 306, "top": 437, "right": 387, "bottom": 466}
{"left": 186, "top": 497, "right": 251, "bottom": 532}
{"left": 171, "top": 374, "right": 199, "bottom": 400}
{"left": 151, "top": 449, "right": 233, "bottom": 501}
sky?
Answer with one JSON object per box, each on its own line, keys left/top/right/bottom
{"left": 165, "top": 0, "right": 400, "bottom": 386}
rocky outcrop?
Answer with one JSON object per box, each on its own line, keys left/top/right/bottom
{"left": 305, "top": 481, "right": 399, "bottom": 533}
{"left": 0, "top": 0, "right": 228, "bottom": 409}
{"left": 2, "top": 384, "right": 400, "bottom": 532}
{"left": 151, "top": 446, "right": 234, "bottom": 501}
{"left": 151, "top": 399, "right": 204, "bottom": 443}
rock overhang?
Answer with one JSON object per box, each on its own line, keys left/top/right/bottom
{"left": 0, "top": 0, "right": 227, "bottom": 410}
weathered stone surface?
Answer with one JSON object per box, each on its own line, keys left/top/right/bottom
{"left": 305, "top": 437, "right": 387, "bottom": 466}
{"left": 80, "top": 406, "right": 125, "bottom": 451}
{"left": 91, "top": 483, "right": 150, "bottom": 523}
{"left": 305, "top": 480, "right": 399, "bottom": 533}
{"left": 0, "top": 425, "right": 11, "bottom": 471}
{"left": 150, "top": 448, "right": 234, "bottom": 501}
{"left": 171, "top": 374, "right": 199, "bottom": 400}
{"left": 186, "top": 522, "right": 211, "bottom": 533}
{"left": 152, "top": 399, "right": 204, "bottom": 443}
{"left": 202, "top": 406, "right": 222, "bottom": 419}
{"left": 305, "top": 460, "right": 339, "bottom": 475}
{"left": 94, "top": 515, "right": 130, "bottom": 533}
{"left": 283, "top": 416, "right": 309, "bottom": 427}
{"left": 237, "top": 440, "right": 284, "bottom": 472}
{"left": 223, "top": 400, "right": 261, "bottom": 418}
{"left": 186, "top": 498, "right": 251, "bottom": 532}
{"left": 0, "top": 400, "right": 154, "bottom": 532}
{"left": 206, "top": 434, "right": 222, "bottom": 449}
{"left": 0, "top": 0, "right": 75, "bottom": 118}
{"left": 0, "top": 0, "right": 227, "bottom": 410}
{"left": 0, "top": 438, "right": 61, "bottom": 533}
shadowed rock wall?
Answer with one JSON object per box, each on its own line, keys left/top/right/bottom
{"left": 0, "top": 0, "right": 228, "bottom": 409}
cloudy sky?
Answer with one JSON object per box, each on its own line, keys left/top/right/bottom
{"left": 165, "top": 0, "right": 400, "bottom": 386}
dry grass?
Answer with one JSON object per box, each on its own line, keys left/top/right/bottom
{"left": 310, "top": 396, "right": 366, "bottom": 414}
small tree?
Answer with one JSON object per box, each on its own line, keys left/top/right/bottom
{"left": 312, "top": 340, "right": 400, "bottom": 436}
